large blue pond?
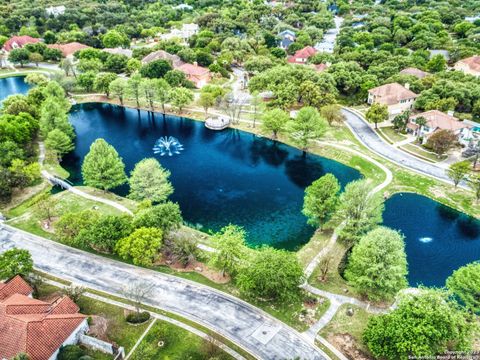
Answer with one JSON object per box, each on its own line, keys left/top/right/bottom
{"left": 2, "top": 76, "right": 479, "bottom": 286}
{"left": 62, "top": 103, "right": 361, "bottom": 249}
{"left": 0, "top": 76, "right": 30, "bottom": 101}
{"left": 383, "top": 193, "right": 480, "bottom": 287}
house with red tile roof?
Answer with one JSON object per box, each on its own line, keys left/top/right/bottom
{"left": 408, "top": 110, "right": 471, "bottom": 144}
{"left": 454, "top": 55, "right": 480, "bottom": 77}
{"left": 287, "top": 46, "right": 317, "bottom": 64}
{"left": 47, "top": 42, "right": 90, "bottom": 59}
{"left": 2, "top": 36, "right": 41, "bottom": 52}
{"left": 177, "top": 62, "right": 211, "bottom": 88}
{"left": 0, "top": 275, "right": 33, "bottom": 301}
{"left": 367, "top": 82, "right": 418, "bottom": 117}
{"left": 0, "top": 276, "right": 89, "bottom": 360}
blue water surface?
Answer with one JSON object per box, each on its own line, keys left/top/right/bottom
{"left": 62, "top": 103, "right": 361, "bottom": 249}
{"left": 383, "top": 193, "right": 480, "bottom": 287}
{"left": 0, "top": 76, "right": 30, "bottom": 101}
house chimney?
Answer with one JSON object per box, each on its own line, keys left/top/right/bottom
{"left": 447, "top": 110, "right": 455, "bottom": 117}
{"left": 405, "top": 83, "right": 410, "bottom": 90}
{"left": 193, "top": 61, "right": 198, "bottom": 66}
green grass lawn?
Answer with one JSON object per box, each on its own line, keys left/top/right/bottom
{"left": 319, "top": 304, "right": 374, "bottom": 356}
{"left": 378, "top": 126, "right": 407, "bottom": 143}
{"left": 131, "top": 320, "right": 234, "bottom": 360}
{"left": 400, "top": 143, "right": 447, "bottom": 162}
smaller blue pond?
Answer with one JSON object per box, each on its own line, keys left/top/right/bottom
{"left": 0, "top": 76, "right": 30, "bottom": 101}
{"left": 383, "top": 193, "right": 480, "bottom": 287}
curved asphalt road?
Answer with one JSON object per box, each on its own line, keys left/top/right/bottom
{"left": 342, "top": 109, "right": 451, "bottom": 183}
{"left": 0, "top": 226, "right": 328, "bottom": 360}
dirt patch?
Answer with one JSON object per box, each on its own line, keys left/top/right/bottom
{"left": 155, "top": 256, "right": 231, "bottom": 284}
{"left": 328, "top": 333, "right": 373, "bottom": 360}
{"left": 88, "top": 315, "right": 109, "bottom": 341}
{"left": 429, "top": 185, "right": 447, "bottom": 199}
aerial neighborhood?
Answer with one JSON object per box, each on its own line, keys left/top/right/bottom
{"left": 0, "top": 1, "right": 479, "bottom": 360}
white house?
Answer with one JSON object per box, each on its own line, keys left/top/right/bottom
{"left": 46, "top": 5, "right": 66, "bottom": 16}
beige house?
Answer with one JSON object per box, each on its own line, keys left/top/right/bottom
{"left": 399, "top": 67, "right": 430, "bottom": 79}
{"left": 454, "top": 56, "right": 480, "bottom": 77}
{"left": 408, "top": 110, "right": 471, "bottom": 144}
{"left": 367, "top": 83, "right": 418, "bottom": 117}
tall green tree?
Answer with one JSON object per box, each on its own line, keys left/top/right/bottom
{"left": 447, "top": 262, "right": 480, "bottom": 314}
{"left": 132, "top": 202, "right": 182, "bottom": 233}
{"left": 333, "top": 180, "right": 384, "bottom": 244}
{"left": 102, "top": 30, "right": 129, "bottom": 48}
{"left": 287, "top": 106, "right": 327, "bottom": 151}
{"left": 366, "top": 103, "right": 388, "bottom": 129}
{"left": 154, "top": 78, "right": 171, "bottom": 114}
{"left": 128, "top": 158, "right": 173, "bottom": 202}
{"left": 127, "top": 74, "right": 142, "bottom": 108}
{"left": 320, "top": 104, "right": 344, "bottom": 126}
{"left": 39, "top": 98, "right": 74, "bottom": 139}
{"left": 81, "top": 138, "right": 127, "bottom": 191}
{"left": 209, "top": 225, "right": 248, "bottom": 277}
{"left": 94, "top": 72, "right": 118, "bottom": 97}
{"left": 469, "top": 173, "right": 480, "bottom": 203}
{"left": 115, "top": 227, "right": 163, "bottom": 266}
{"left": 109, "top": 77, "right": 128, "bottom": 105}
{"left": 8, "top": 48, "right": 30, "bottom": 67}
{"left": 45, "top": 129, "right": 74, "bottom": 159}
{"left": 345, "top": 227, "right": 408, "bottom": 301}
{"left": 447, "top": 161, "right": 470, "bottom": 187}
{"left": 302, "top": 174, "right": 340, "bottom": 228}
{"left": 170, "top": 87, "right": 194, "bottom": 113}
{"left": 261, "top": 108, "right": 289, "bottom": 139}
{"left": 236, "top": 247, "right": 304, "bottom": 301}
{"left": 363, "top": 289, "right": 476, "bottom": 360}
{"left": 0, "top": 248, "right": 33, "bottom": 280}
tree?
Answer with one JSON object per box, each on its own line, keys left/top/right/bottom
{"left": 104, "top": 54, "right": 128, "bottom": 74}
{"left": 81, "top": 138, "right": 127, "bottom": 191}
{"left": 170, "top": 87, "right": 194, "bottom": 113}
{"left": 320, "top": 104, "right": 345, "bottom": 126}
{"left": 261, "top": 108, "right": 289, "bottom": 139}
{"left": 56, "top": 210, "right": 100, "bottom": 246}
{"left": 236, "top": 246, "right": 304, "bottom": 301}
{"left": 34, "top": 193, "right": 58, "bottom": 224}
{"left": 363, "top": 289, "right": 476, "bottom": 360}
{"left": 287, "top": 107, "right": 327, "bottom": 151}
{"left": 447, "top": 161, "right": 470, "bottom": 187}
{"left": 414, "top": 116, "right": 427, "bottom": 139}
{"left": 77, "top": 215, "right": 132, "bottom": 253}
{"left": 447, "top": 262, "right": 480, "bottom": 314}
{"left": 122, "top": 280, "right": 155, "bottom": 314}
{"left": 102, "top": 30, "right": 129, "bottom": 48}
{"left": 333, "top": 180, "right": 384, "bottom": 245}
{"left": 250, "top": 91, "right": 263, "bottom": 128}
{"left": 303, "top": 174, "right": 340, "bottom": 229}
{"left": 198, "top": 91, "right": 215, "bottom": 118}
{"left": 57, "top": 345, "right": 85, "bottom": 360}
{"left": 345, "top": 227, "right": 408, "bottom": 301}
{"left": 94, "top": 72, "right": 117, "bottom": 97}
{"left": 366, "top": 103, "right": 388, "bottom": 129}
{"left": 139, "top": 78, "right": 157, "bottom": 112}
{"left": 140, "top": 59, "right": 172, "bottom": 79}
{"left": 132, "top": 202, "right": 183, "bottom": 233}
{"left": 0, "top": 248, "right": 33, "bottom": 279}
{"left": 115, "top": 227, "right": 163, "bottom": 266}
{"left": 12, "top": 353, "right": 31, "bottom": 360}
{"left": 45, "top": 129, "right": 74, "bottom": 159}
{"left": 168, "top": 235, "right": 199, "bottom": 267}
{"left": 127, "top": 74, "right": 142, "bottom": 108}
{"left": 39, "top": 99, "right": 74, "bottom": 139}
{"left": 109, "top": 77, "right": 128, "bottom": 105}
{"left": 426, "top": 54, "right": 447, "bottom": 73}
{"left": 8, "top": 48, "right": 30, "bottom": 67}
{"left": 209, "top": 225, "right": 248, "bottom": 277}
{"left": 153, "top": 78, "right": 171, "bottom": 114}
{"left": 28, "top": 52, "right": 43, "bottom": 66}
{"left": 78, "top": 71, "right": 96, "bottom": 92}
{"left": 128, "top": 158, "right": 173, "bottom": 202}
{"left": 426, "top": 129, "right": 457, "bottom": 157}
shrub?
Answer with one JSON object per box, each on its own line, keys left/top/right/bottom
{"left": 57, "top": 345, "right": 85, "bottom": 360}
{"left": 126, "top": 311, "right": 151, "bottom": 324}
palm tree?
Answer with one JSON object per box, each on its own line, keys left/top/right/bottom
{"left": 414, "top": 116, "right": 427, "bottom": 140}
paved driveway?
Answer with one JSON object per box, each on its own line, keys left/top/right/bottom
{"left": 342, "top": 109, "right": 451, "bottom": 183}
{"left": 0, "top": 226, "right": 328, "bottom": 360}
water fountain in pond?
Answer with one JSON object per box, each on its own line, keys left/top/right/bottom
{"left": 153, "top": 136, "right": 184, "bottom": 156}
{"left": 419, "top": 237, "right": 433, "bottom": 243}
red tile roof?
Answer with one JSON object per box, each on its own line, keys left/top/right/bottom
{"left": 47, "top": 42, "right": 90, "bottom": 57}
{"left": 3, "top": 36, "right": 40, "bottom": 51}
{"left": 177, "top": 62, "right": 210, "bottom": 76}
{"left": 0, "top": 275, "right": 33, "bottom": 301}
{"left": 0, "top": 278, "right": 87, "bottom": 360}
{"left": 410, "top": 110, "right": 469, "bottom": 132}
{"left": 288, "top": 46, "right": 317, "bottom": 63}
